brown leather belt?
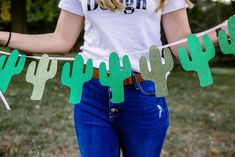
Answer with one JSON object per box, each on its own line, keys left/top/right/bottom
{"left": 92, "top": 68, "right": 144, "bottom": 85}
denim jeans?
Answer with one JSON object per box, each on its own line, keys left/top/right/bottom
{"left": 74, "top": 72, "right": 170, "bottom": 157}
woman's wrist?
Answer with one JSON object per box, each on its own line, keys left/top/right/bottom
{"left": 0, "top": 31, "right": 11, "bottom": 47}
{"left": 5, "top": 32, "right": 12, "bottom": 47}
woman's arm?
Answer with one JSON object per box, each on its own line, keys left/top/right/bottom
{"left": 0, "top": 10, "right": 84, "bottom": 54}
{"left": 162, "top": 8, "right": 227, "bottom": 58}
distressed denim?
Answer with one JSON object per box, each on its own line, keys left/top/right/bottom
{"left": 74, "top": 72, "right": 170, "bottom": 157}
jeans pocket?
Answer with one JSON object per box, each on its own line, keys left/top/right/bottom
{"left": 132, "top": 71, "right": 156, "bottom": 96}
{"left": 135, "top": 80, "right": 156, "bottom": 96}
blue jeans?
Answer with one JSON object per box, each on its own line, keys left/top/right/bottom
{"left": 74, "top": 72, "right": 170, "bottom": 157}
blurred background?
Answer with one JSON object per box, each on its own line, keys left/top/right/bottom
{"left": 0, "top": 0, "right": 234, "bottom": 157}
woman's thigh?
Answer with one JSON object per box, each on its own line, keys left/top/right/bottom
{"left": 73, "top": 78, "right": 120, "bottom": 157}
{"left": 112, "top": 81, "right": 170, "bottom": 157}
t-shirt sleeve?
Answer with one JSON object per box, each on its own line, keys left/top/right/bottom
{"left": 58, "top": 0, "right": 84, "bottom": 16}
{"left": 162, "top": 0, "right": 189, "bottom": 15}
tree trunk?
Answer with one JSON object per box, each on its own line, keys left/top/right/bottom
{"left": 232, "top": 0, "right": 235, "bottom": 11}
{"left": 11, "top": 0, "right": 27, "bottom": 33}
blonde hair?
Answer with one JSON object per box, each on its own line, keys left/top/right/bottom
{"left": 95, "top": 0, "right": 125, "bottom": 11}
{"left": 95, "top": 0, "right": 194, "bottom": 12}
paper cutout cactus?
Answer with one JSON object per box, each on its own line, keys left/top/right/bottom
{"left": 139, "top": 46, "right": 174, "bottom": 97}
{"left": 61, "top": 55, "right": 93, "bottom": 104}
{"left": 26, "top": 54, "right": 57, "bottom": 100}
{"left": 99, "top": 52, "right": 131, "bottom": 103}
{"left": 0, "top": 50, "right": 26, "bottom": 93}
{"left": 218, "top": 16, "right": 235, "bottom": 55}
{"left": 179, "top": 34, "right": 215, "bottom": 87}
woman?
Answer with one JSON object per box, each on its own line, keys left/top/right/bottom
{"left": 0, "top": 0, "right": 229, "bottom": 156}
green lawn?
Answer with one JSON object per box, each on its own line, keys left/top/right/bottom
{"left": 0, "top": 60, "right": 235, "bottom": 157}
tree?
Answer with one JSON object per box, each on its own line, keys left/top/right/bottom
{"left": 232, "top": 0, "right": 235, "bottom": 10}
{"left": 0, "top": 0, "right": 60, "bottom": 33}
{"left": 11, "top": 0, "right": 27, "bottom": 33}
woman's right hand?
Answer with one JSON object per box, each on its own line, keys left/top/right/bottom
{"left": 0, "top": 10, "right": 84, "bottom": 54}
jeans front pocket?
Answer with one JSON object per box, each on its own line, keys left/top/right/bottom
{"left": 131, "top": 71, "right": 156, "bottom": 96}
{"left": 138, "top": 80, "right": 156, "bottom": 95}
{"left": 131, "top": 71, "right": 170, "bottom": 122}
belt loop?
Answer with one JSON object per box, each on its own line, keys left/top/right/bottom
{"left": 131, "top": 71, "right": 139, "bottom": 90}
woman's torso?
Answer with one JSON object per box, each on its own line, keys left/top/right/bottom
{"left": 58, "top": 0, "right": 188, "bottom": 72}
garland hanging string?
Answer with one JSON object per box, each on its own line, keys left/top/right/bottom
{"left": 0, "top": 90, "right": 10, "bottom": 110}
{"left": 0, "top": 21, "right": 228, "bottom": 110}
{"left": 0, "top": 22, "right": 227, "bottom": 61}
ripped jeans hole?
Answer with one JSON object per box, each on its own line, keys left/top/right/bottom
{"left": 157, "top": 105, "right": 163, "bottom": 118}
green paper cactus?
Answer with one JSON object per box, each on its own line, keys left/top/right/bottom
{"left": 99, "top": 52, "right": 131, "bottom": 103}
{"left": 26, "top": 54, "right": 57, "bottom": 100}
{"left": 0, "top": 50, "right": 26, "bottom": 93}
{"left": 61, "top": 55, "right": 93, "bottom": 104}
{"left": 179, "top": 34, "right": 215, "bottom": 87}
{"left": 218, "top": 16, "right": 235, "bottom": 55}
{"left": 139, "top": 46, "right": 174, "bottom": 97}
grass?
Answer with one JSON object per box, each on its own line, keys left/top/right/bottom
{"left": 164, "top": 66, "right": 235, "bottom": 157}
{"left": 0, "top": 59, "right": 235, "bottom": 157}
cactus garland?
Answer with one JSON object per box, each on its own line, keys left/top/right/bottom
{"left": 140, "top": 46, "right": 174, "bottom": 97}
{"left": 179, "top": 34, "right": 215, "bottom": 87}
{"left": 218, "top": 16, "right": 235, "bottom": 55}
{"left": 99, "top": 52, "right": 131, "bottom": 103}
{"left": 61, "top": 54, "right": 93, "bottom": 104}
{"left": 0, "top": 50, "right": 26, "bottom": 93}
{"left": 26, "top": 54, "right": 57, "bottom": 100}
{"left": 1, "top": 16, "right": 235, "bottom": 106}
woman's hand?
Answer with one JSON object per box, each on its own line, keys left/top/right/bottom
{"left": 0, "top": 10, "right": 84, "bottom": 54}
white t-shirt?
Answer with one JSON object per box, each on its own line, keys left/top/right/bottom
{"left": 58, "top": 0, "right": 188, "bottom": 72}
